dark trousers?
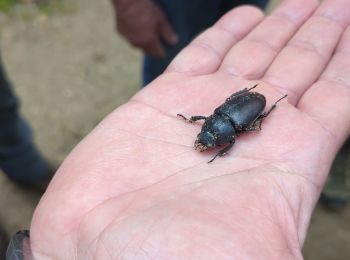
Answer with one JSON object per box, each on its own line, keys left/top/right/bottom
{"left": 0, "top": 54, "right": 48, "bottom": 183}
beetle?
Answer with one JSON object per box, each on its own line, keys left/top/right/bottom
{"left": 177, "top": 84, "right": 287, "bottom": 163}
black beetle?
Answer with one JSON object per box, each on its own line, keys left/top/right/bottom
{"left": 177, "top": 84, "right": 287, "bottom": 163}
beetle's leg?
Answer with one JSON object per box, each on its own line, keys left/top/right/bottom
{"left": 247, "top": 94, "right": 288, "bottom": 130}
{"left": 226, "top": 84, "right": 258, "bottom": 101}
{"left": 261, "top": 94, "right": 288, "bottom": 118}
{"left": 244, "top": 119, "right": 263, "bottom": 132}
{"left": 189, "top": 116, "right": 207, "bottom": 122}
{"left": 208, "top": 140, "right": 235, "bottom": 163}
{"left": 177, "top": 114, "right": 207, "bottom": 123}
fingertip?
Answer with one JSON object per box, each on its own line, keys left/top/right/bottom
{"left": 216, "top": 5, "right": 265, "bottom": 43}
{"left": 159, "top": 15, "right": 179, "bottom": 45}
{"left": 232, "top": 5, "right": 265, "bottom": 17}
{"left": 270, "top": 0, "right": 319, "bottom": 24}
{"left": 218, "top": 5, "right": 265, "bottom": 29}
{"left": 167, "top": 33, "right": 179, "bottom": 45}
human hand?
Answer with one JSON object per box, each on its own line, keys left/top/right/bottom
{"left": 30, "top": 0, "right": 350, "bottom": 259}
{"left": 111, "top": 0, "right": 178, "bottom": 58}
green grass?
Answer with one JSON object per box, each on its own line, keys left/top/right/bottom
{"left": 0, "top": 0, "right": 18, "bottom": 12}
{"left": 0, "top": 0, "right": 74, "bottom": 15}
{"left": 38, "top": 0, "right": 74, "bottom": 16}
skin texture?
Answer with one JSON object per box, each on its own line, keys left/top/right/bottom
{"left": 112, "top": 0, "right": 178, "bottom": 58}
{"left": 31, "top": 0, "right": 350, "bottom": 259}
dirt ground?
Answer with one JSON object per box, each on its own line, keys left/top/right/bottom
{"left": 0, "top": 0, "right": 349, "bottom": 259}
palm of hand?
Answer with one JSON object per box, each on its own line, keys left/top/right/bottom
{"left": 31, "top": 1, "right": 350, "bottom": 259}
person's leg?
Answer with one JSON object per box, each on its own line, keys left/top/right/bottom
{"left": 321, "top": 138, "right": 350, "bottom": 211}
{"left": 0, "top": 223, "right": 8, "bottom": 260}
{"left": 0, "top": 54, "right": 49, "bottom": 184}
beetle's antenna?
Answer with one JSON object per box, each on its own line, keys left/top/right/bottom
{"left": 274, "top": 94, "right": 288, "bottom": 105}
{"left": 247, "top": 84, "right": 258, "bottom": 91}
{"left": 261, "top": 94, "right": 288, "bottom": 118}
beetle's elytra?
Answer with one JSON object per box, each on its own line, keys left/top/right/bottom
{"left": 177, "top": 84, "right": 287, "bottom": 163}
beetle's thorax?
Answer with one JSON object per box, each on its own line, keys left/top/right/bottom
{"left": 195, "top": 114, "right": 236, "bottom": 150}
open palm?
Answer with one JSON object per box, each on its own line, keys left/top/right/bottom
{"left": 30, "top": 0, "right": 350, "bottom": 259}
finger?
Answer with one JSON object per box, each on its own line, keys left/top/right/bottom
{"left": 298, "top": 26, "right": 350, "bottom": 144}
{"left": 143, "top": 38, "right": 166, "bottom": 59}
{"left": 166, "top": 6, "right": 264, "bottom": 75}
{"left": 220, "top": 0, "right": 318, "bottom": 79}
{"left": 159, "top": 14, "right": 178, "bottom": 45}
{"left": 263, "top": 0, "right": 350, "bottom": 105}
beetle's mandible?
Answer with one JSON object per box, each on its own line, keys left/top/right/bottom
{"left": 177, "top": 84, "right": 288, "bottom": 163}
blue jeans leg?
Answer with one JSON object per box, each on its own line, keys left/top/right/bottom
{"left": 0, "top": 55, "right": 48, "bottom": 184}
{"left": 142, "top": 0, "right": 268, "bottom": 86}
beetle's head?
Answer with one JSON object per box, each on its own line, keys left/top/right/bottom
{"left": 195, "top": 131, "right": 216, "bottom": 151}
